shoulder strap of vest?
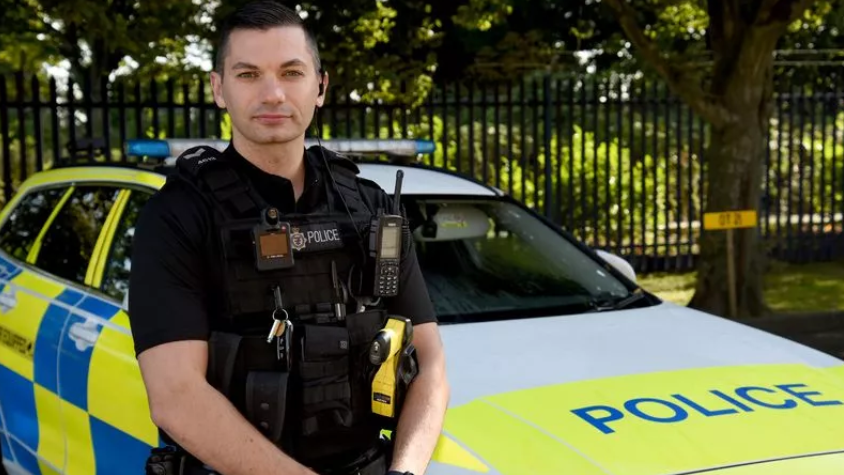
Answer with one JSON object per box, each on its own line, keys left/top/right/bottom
{"left": 312, "top": 146, "right": 373, "bottom": 214}
{"left": 173, "top": 145, "right": 263, "bottom": 218}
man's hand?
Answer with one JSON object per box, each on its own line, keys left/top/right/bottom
{"left": 387, "top": 322, "right": 450, "bottom": 474}
{"left": 138, "top": 339, "right": 318, "bottom": 475}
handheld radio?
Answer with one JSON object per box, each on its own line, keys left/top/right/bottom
{"left": 369, "top": 170, "right": 404, "bottom": 297}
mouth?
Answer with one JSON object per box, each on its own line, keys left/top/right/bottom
{"left": 253, "top": 114, "right": 293, "bottom": 123}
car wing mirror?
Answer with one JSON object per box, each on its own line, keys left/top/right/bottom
{"left": 594, "top": 250, "right": 637, "bottom": 284}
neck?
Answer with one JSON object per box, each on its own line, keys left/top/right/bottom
{"left": 232, "top": 134, "right": 307, "bottom": 199}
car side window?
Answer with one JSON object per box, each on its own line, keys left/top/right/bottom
{"left": 0, "top": 187, "right": 69, "bottom": 261}
{"left": 100, "top": 190, "right": 153, "bottom": 302}
{"left": 36, "top": 186, "right": 121, "bottom": 285}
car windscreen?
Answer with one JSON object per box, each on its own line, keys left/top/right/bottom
{"left": 401, "top": 196, "right": 648, "bottom": 323}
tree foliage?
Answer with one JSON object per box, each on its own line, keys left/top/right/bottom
{"left": 596, "top": 0, "right": 835, "bottom": 318}
{"left": 1, "top": 0, "right": 840, "bottom": 97}
{"left": 0, "top": 0, "right": 206, "bottom": 84}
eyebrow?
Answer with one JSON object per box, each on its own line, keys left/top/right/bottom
{"left": 280, "top": 59, "right": 307, "bottom": 68}
{"left": 231, "top": 62, "right": 259, "bottom": 70}
{"left": 230, "top": 59, "right": 307, "bottom": 70}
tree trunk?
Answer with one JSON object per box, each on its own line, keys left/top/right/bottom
{"left": 688, "top": 26, "right": 780, "bottom": 319}
{"left": 688, "top": 116, "right": 769, "bottom": 318}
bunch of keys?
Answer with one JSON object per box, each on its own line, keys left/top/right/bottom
{"left": 268, "top": 286, "right": 293, "bottom": 370}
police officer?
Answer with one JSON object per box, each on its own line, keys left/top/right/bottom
{"left": 128, "top": 1, "right": 450, "bottom": 474}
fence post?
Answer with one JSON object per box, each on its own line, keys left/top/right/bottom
{"left": 102, "top": 75, "right": 112, "bottom": 161}
{"left": 15, "top": 72, "right": 26, "bottom": 185}
{"left": 0, "top": 75, "right": 10, "bottom": 202}
{"left": 31, "top": 74, "right": 43, "bottom": 173}
{"left": 543, "top": 73, "right": 553, "bottom": 219}
{"left": 49, "top": 77, "right": 59, "bottom": 168}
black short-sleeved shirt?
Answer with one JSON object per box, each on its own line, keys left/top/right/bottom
{"left": 128, "top": 144, "right": 437, "bottom": 356}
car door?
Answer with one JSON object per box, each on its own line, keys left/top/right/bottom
{"left": 22, "top": 183, "right": 127, "bottom": 475}
{"left": 69, "top": 186, "right": 159, "bottom": 474}
{"left": 0, "top": 184, "right": 75, "bottom": 475}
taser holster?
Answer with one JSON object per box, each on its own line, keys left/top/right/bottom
{"left": 369, "top": 316, "right": 419, "bottom": 426}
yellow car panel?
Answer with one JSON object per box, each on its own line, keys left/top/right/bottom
{"left": 443, "top": 363, "right": 844, "bottom": 475}
{"left": 0, "top": 165, "right": 164, "bottom": 475}
{"left": 34, "top": 384, "right": 65, "bottom": 473}
{"left": 0, "top": 268, "right": 66, "bottom": 380}
{"left": 62, "top": 398, "right": 97, "bottom": 475}
{"left": 16, "top": 167, "right": 166, "bottom": 193}
{"left": 430, "top": 434, "right": 491, "bottom": 473}
{"left": 0, "top": 260, "right": 81, "bottom": 474}
{"left": 444, "top": 398, "right": 608, "bottom": 475}
{"left": 87, "top": 311, "right": 158, "bottom": 447}
{"left": 88, "top": 189, "right": 131, "bottom": 288}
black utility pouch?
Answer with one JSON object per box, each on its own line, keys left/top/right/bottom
{"left": 145, "top": 446, "right": 186, "bottom": 475}
{"left": 298, "top": 325, "right": 353, "bottom": 435}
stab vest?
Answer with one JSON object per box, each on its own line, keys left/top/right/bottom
{"left": 169, "top": 145, "right": 398, "bottom": 469}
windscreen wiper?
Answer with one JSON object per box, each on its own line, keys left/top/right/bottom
{"left": 610, "top": 290, "right": 647, "bottom": 310}
{"left": 589, "top": 290, "right": 647, "bottom": 311}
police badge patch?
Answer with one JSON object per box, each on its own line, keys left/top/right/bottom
{"left": 289, "top": 222, "right": 344, "bottom": 252}
{"left": 291, "top": 227, "right": 307, "bottom": 251}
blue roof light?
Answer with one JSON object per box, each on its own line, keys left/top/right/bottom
{"left": 415, "top": 139, "right": 435, "bottom": 155}
{"left": 126, "top": 139, "right": 170, "bottom": 158}
{"left": 124, "top": 138, "right": 435, "bottom": 160}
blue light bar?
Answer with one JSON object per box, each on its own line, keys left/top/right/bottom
{"left": 415, "top": 140, "right": 435, "bottom": 155}
{"left": 303, "top": 138, "right": 436, "bottom": 156}
{"left": 125, "top": 139, "right": 171, "bottom": 158}
{"left": 125, "top": 138, "right": 436, "bottom": 160}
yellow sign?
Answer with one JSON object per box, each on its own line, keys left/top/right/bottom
{"left": 703, "top": 210, "right": 758, "bottom": 230}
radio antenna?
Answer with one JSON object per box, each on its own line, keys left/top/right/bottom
{"left": 392, "top": 170, "right": 404, "bottom": 215}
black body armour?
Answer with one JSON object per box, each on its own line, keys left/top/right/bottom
{"left": 169, "top": 145, "right": 404, "bottom": 470}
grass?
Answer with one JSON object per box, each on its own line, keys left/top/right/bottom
{"left": 636, "top": 259, "right": 844, "bottom": 313}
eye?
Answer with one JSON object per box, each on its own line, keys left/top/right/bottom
{"left": 283, "top": 70, "right": 305, "bottom": 77}
{"left": 237, "top": 72, "right": 258, "bottom": 79}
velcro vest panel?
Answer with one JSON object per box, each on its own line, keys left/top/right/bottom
{"left": 171, "top": 146, "right": 392, "bottom": 466}
{"left": 172, "top": 146, "right": 373, "bottom": 324}
{"left": 219, "top": 212, "right": 369, "bottom": 323}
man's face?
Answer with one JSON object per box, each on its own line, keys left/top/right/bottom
{"left": 210, "top": 26, "right": 326, "bottom": 146}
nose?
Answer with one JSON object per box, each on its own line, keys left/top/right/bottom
{"left": 261, "top": 76, "right": 286, "bottom": 104}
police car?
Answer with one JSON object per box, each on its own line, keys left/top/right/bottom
{"left": 1, "top": 138, "right": 843, "bottom": 475}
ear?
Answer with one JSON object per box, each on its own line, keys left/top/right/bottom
{"left": 316, "top": 70, "right": 329, "bottom": 108}
{"left": 210, "top": 70, "right": 226, "bottom": 109}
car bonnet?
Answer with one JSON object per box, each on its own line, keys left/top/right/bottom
{"left": 424, "top": 303, "right": 844, "bottom": 475}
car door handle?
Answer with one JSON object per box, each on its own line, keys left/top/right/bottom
{"left": 68, "top": 319, "right": 100, "bottom": 352}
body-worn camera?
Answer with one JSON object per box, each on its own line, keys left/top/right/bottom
{"left": 253, "top": 207, "right": 295, "bottom": 271}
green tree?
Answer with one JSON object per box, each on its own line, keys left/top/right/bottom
{"left": 208, "top": 0, "right": 445, "bottom": 105}
{"left": 0, "top": 0, "right": 205, "bottom": 90}
{"left": 601, "top": 0, "right": 829, "bottom": 318}
{"left": 0, "top": 0, "right": 56, "bottom": 73}
{"left": 433, "top": 0, "right": 839, "bottom": 318}
{"left": 428, "top": 0, "right": 842, "bottom": 86}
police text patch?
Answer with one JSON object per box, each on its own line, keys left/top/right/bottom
{"left": 290, "top": 222, "right": 344, "bottom": 252}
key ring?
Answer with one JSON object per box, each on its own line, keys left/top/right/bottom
{"left": 271, "top": 308, "right": 289, "bottom": 322}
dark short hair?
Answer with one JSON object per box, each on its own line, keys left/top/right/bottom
{"left": 214, "top": 0, "right": 322, "bottom": 75}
